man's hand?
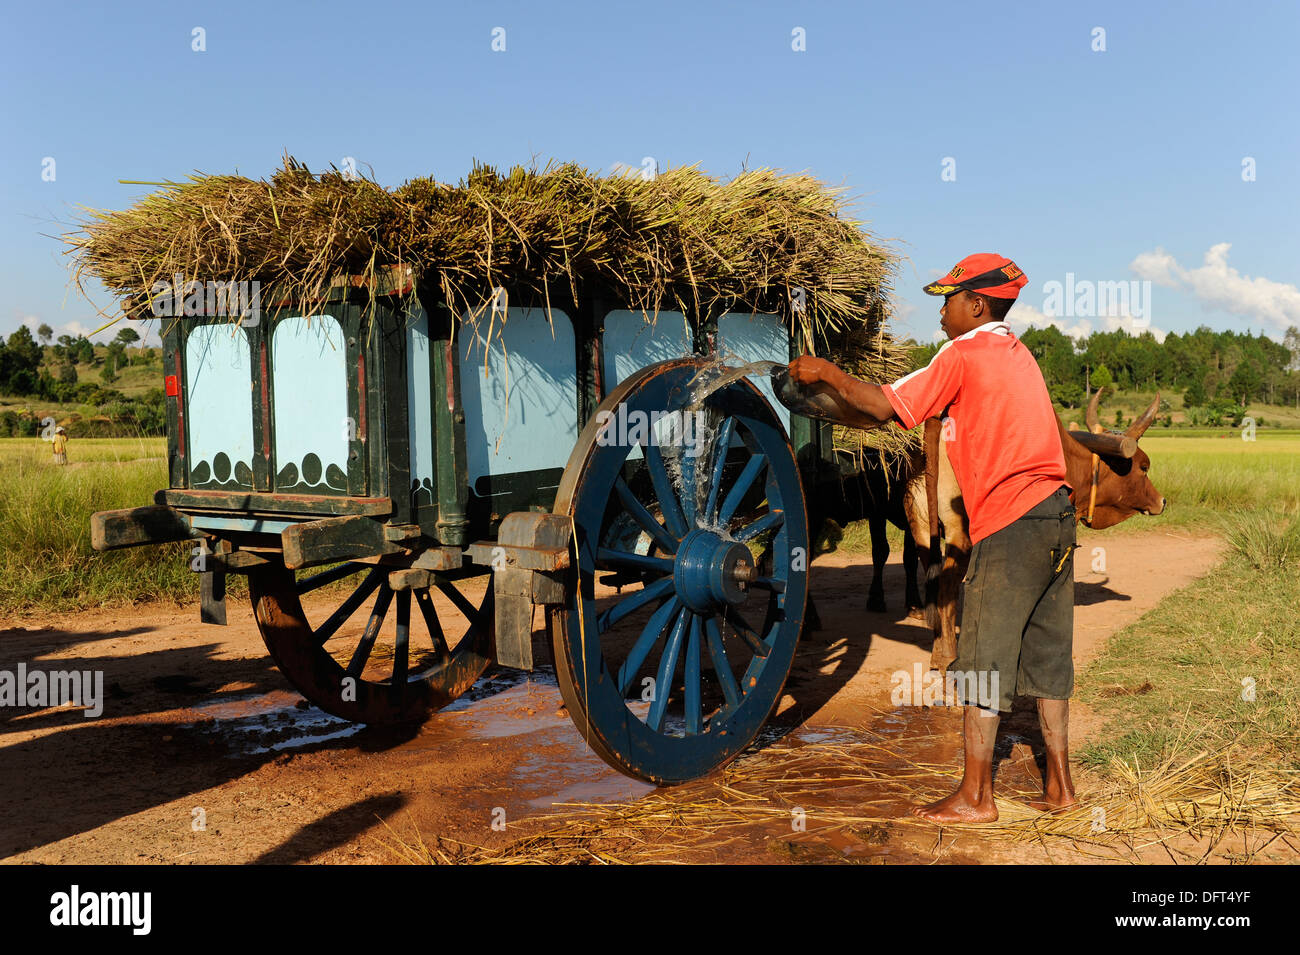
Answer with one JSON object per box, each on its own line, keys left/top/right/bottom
{"left": 787, "top": 356, "right": 897, "bottom": 426}
{"left": 788, "top": 356, "right": 841, "bottom": 387}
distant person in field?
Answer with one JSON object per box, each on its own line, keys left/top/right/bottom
{"left": 52, "top": 426, "right": 69, "bottom": 465}
{"left": 786, "top": 253, "right": 1078, "bottom": 822}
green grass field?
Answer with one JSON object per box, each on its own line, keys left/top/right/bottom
{"left": 0, "top": 437, "right": 199, "bottom": 616}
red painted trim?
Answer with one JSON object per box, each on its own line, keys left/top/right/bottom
{"left": 173, "top": 350, "right": 186, "bottom": 459}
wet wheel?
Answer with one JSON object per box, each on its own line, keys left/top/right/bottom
{"left": 248, "top": 558, "right": 494, "bottom": 725}
{"left": 551, "top": 357, "right": 809, "bottom": 784}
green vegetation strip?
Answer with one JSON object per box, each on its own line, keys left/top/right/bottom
{"left": 1078, "top": 511, "right": 1300, "bottom": 772}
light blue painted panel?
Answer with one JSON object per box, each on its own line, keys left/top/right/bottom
{"left": 189, "top": 515, "right": 299, "bottom": 535}
{"left": 271, "top": 315, "right": 349, "bottom": 491}
{"left": 407, "top": 310, "right": 435, "bottom": 509}
{"left": 602, "top": 311, "right": 694, "bottom": 461}
{"left": 601, "top": 310, "right": 693, "bottom": 386}
{"left": 458, "top": 307, "right": 578, "bottom": 492}
{"left": 718, "top": 312, "right": 791, "bottom": 435}
{"left": 185, "top": 324, "right": 254, "bottom": 485}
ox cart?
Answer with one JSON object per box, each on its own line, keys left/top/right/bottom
{"left": 80, "top": 161, "right": 906, "bottom": 785}
{"left": 88, "top": 277, "right": 861, "bottom": 783}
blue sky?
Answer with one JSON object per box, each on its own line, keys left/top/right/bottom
{"left": 3, "top": 0, "right": 1297, "bottom": 347}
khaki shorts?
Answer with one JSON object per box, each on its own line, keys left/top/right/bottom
{"left": 952, "top": 485, "right": 1076, "bottom": 713}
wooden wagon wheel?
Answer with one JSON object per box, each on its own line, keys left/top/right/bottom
{"left": 551, "top": 358, "right": 809, "bottom": 784}
{"left": 249, "top": 559, "right": 494, "bottom": 725}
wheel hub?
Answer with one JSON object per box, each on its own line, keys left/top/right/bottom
{"left": 673, "top": 528, "right": 755, "bottom": 612}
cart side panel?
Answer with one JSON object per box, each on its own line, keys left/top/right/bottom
{"left": 458, "top": 306, "right": 579, "bottom": 522}
{"left": 601, "top": 309, "right": 694, "bottom": 388}
{"left": 269, "top": 313, "right": 352, "bottom": 494}
{"left": 717, "top": 312, "right": 792, "bottom": 437}
{"left": 184, "top": 322, "right": 255, "bottom": 490}
{"left": 600, "top": 309, "right": 694, "bottom": 463}
{"left": 407, "top": 306, "right": 437, "bottom": 519}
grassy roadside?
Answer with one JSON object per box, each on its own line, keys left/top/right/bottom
{"left": 0, "top": 437, "right": 204, "bottom": 616}
{"left": 1077, "top": 513, "right": 1300, "bottom": 772}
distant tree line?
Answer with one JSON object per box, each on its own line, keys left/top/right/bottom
{"left": 906, "top": 324, "right": 1300, "bottom": 413}
{"left": 0, "top": 324, "right": 164, "bottom": 436}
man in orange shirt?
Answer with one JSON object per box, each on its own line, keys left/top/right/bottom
{"left": 788, "top": 253, "right": 1077, "bottom": 822}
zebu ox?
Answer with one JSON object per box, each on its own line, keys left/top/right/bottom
{"left": 906, "top": 389, "right": 1167, "bottom": 672}
{"left": 802, "top": 446, "right": 924, "bottom": 631}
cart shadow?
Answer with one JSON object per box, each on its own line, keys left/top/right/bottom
{"left": 0, "top": 624, "right": 431, "bottom": 857}
{"left": 251, "top": 793, "right": 408, "bottom": 864}
{"left": 760, "top": 559, "right": 932, "bottom": 736}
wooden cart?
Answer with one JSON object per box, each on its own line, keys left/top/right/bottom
{"left": 91, "top": 271, "right": 847, "bottom": 784}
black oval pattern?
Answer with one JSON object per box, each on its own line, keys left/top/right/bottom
{"left": 213, "top": 452, "right": 232, "bottom": 483}
{"left": 301, "top": 453, "right": 323, "bottom": 485}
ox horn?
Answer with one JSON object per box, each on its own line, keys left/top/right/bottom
{"left": 1085, "top": 386, "right": 1104, "bottom": 433}
{"left": 1126, "top": 393, "right": 1160, "bottom": 440}
{"left": 1069, "top": 430, "right": 1137, "bottom": 458}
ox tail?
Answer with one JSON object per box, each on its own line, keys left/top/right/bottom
{"left": 923, "top": 416, "right": 942, "bottom": 631}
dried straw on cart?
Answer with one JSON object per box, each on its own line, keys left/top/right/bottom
{"left": 67, "top": 156, "right": 918, "bottom": 456}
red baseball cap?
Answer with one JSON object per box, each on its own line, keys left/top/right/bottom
{"left": 923, "top": 253, "right": 1028, "bottom": 300}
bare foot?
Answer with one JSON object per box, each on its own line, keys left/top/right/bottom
{"left": 909, "top": 788, "right": 998, "bottom": 823}
{"left": 1026, "top": 792, "right": 1077, "bottom": 814}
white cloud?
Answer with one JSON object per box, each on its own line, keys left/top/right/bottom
{"left": 10, "top": 310, "right": 151, "bottom": 345}
{"left": 1129, "top": 243, "right": 1300, "bottom": 335}
{"left": 1007, "top": 302, "right": 1166, "bottom": 343}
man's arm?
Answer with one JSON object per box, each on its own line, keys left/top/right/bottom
{"left": 787, "top": 357, "right": 899, "bottom": 424}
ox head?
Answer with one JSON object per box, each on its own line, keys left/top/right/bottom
{"left": 1065, "top": 389, "right": 1166, "bottom": 529}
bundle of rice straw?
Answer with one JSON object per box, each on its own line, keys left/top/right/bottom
{"left": 67, "top": 156, "right": 917, "bottom": 457}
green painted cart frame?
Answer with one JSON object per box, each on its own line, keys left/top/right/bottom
{"left": 92, "top": 273, "right": 842, "bottom": 783}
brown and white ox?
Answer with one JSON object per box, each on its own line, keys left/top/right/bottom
{"left": 905, "top": 388, "right": 1167, "bottom": 673}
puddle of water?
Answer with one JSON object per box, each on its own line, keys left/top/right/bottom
{"left": 511, "top": 726, "right": 657, "bottom": 809}
{"left": 186, "top": 690, "right": 362, "bottom": 756}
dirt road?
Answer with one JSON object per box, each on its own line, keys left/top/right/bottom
{"left": 1, "top": 528, "right": 1252, "bottom": 864}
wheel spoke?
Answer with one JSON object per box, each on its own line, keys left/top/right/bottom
{"left": 684, "top": 614, "right": 703, "bottom": 735}
{"left": 644, "top": 436, "right": 688, "bottom": 538}
{"left": 719, "top": 454, "right": 767, "bottom": 525}
{"left": 313, "top": 567, "right": 383, "bottom": 646}
{"left": 648, "top": 607, "right": 691, "bottom": 732}
{"left": 617, "top": 594, "right": 682, "bottom": 696}
{"left": 596, "top": 547, "right": 674, "bottom": 575}
{"left": 435, "top": 579, "right": 481, "bottom": 622}
{"left": 597, "top": 576, "right": 674, "bottom": 633}
{"left": 751, "top": 576, "right": 786, "bottom": 593}
{"left": 346, "top": 584, "right": 394, "bottom": 680}
{"left": 723, "top": 607, "right": 772, "bottom": 658}
{"left": 734, "top": 508, "right": 784, "bottom": 543}
{"left": 680, "top": 448, "right": 698, "bottom": 528}
{"left": 392, "top": 590, "right": 411, "bottom": 698}
{"left": 703, "top": 416, "right": 736, "bottom": 525}
{"left": 704, "top": 616, "right": 742, "bottom": 710}
{"left": 296, "top": 561, "right": 368, "bottom": 595}
{"left": 613, "top": 475, "right": 679, "bottom": 554}
{"left": 413, "top": 588, "right": 451, "bottom": 662}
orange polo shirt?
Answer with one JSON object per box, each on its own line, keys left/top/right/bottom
{"left": 881, "top": 321, "right": 1070, "bottom": 544}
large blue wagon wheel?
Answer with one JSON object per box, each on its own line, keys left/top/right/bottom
{"left": 551, "top": 357, "right": 809, "bottom": 784}
{"left": 249, "top": 559, "right": 495, "bottom": 725}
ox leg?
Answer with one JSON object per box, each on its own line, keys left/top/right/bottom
{"left": 902, "top": 532, "right": 922, "bottom": 614}
{"left": 866, "top": 513, "right": 888, "bottom": 613}
{"left": 928, "top": 542, "right": 969, "bottom": 673}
